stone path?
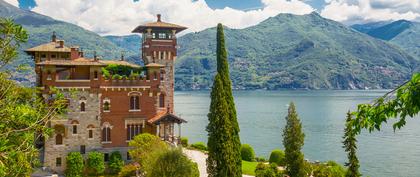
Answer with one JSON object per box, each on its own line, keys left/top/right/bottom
{"left": 183, "top": 148, "right": 254, "bottom": 177}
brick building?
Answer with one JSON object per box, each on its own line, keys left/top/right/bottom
{"left": 25, "top": 15, "right": 187, "bottom": 173}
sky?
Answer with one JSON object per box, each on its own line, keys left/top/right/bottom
{"left": 5, "top": 0, "right": 420, "bottom": 36}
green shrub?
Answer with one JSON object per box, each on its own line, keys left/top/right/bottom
{"left": 86, "top": 152, "right": 105, "bottom": 175}
{"left": 255, "top": 156, "right": 267, "bottom": 162}
{"left": 312, "top": 161, "right": 346, "bottom": 177}
{"left": 241, "top": 144, "right": 255, "bottom": 161}
{"left": 109, "top": 151, "right": 124, "bottom": 174}
{"left": 191, "top": 142, "right": 207, "bottom": 151}
{"left": 181, "top": 137, "right": 189, "bottom": 147}
{"left": 269, "top": 149, "right": 285, "bottom": 166}
{"left": 118, "top": 164, "right": 137, "bottom": 177}
{"left": 147, "top": 148, "right": 199, "bottom": 177}
{"left": 255, "top": 162, "right": 283, "bottom": 177}
{"left": 65, "top": 152, "right": 84, "bottom": 177}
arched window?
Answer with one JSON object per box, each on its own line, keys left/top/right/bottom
{"left": 55, "top": 134, "right": 63, "bottom": 145}
{"left": 130, "top": 96, "right": 140, "bottom": 110}
{"left": 103, "top": 98, "right": 110, "bottom": 112}
{"left": 160, "top": 69, "right": 165, "bottom": 80}
{"left": 102, "top": 123, "right": 112, "bottom": 142}
{"left": 159, "top": 94, "right": 165, "bottom": 108}
{"left": 80, "top": 97, "right": 86, "bottom": 112}
{"left": 54, "top": 124, "right": 65, "bottom": 145}
{"left": 102, "top": 127, "right": 111, "bottom": 142}
{"left": 80, "top": 102, "right": 85, "bottom": 112}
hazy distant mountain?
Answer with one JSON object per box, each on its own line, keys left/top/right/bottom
{"left": 0, "top": 0, "right": 137, "bottom": 84}
{"left": 352, "top": 20, "right": 420, "bottom": 61}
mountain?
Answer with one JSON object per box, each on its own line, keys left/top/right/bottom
{"left": 172, "top": 13, "right": 418, "bottom": 90}
{"left": 1, "top": 0, "right": 419, "bottom": 90}
{"left": 351, "top": 21, "right": 391, "bottom": 34}
{"left": 352, "top": 20, "right": 420, "bottom": 60}
{"left": 0, "top": 0, "right": 138, "bottom": 84}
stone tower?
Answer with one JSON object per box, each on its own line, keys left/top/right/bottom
{"left": 132, "top": 14, "right": 187, "bottom": 113}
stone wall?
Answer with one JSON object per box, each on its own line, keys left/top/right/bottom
{"left": 43, "top": 91, "right": 102, "bottom": 173}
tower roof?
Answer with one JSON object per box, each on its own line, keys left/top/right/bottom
{"left": 132, "top": 14, "right": 187, "bottom": 33}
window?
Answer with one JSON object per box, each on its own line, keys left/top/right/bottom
{"left": 104, "top": 153, "right": 109, "bottom": 162}
{"left": 56, "top": 157, "right": 62, "bottom": 167}
{"left": 72, "top": 125, "right": 77, "bottom": 134}
{"left": 89, "top": 129, "right": 93, "bottom": 138}
{"left": 80, "top": 145, "right": 86, "bottom": 154}
{"left": 94, "top": 71, "right": 98, "bottom": 79}
{"left": 46, "top": 71, "right": 52, "bottom": 80}
{"left": 153, "top": 72, "right": 157, "bottom": 80}
{"left": 126, "top": 124, "right": 142, "bottom": 141}
{"left": 55, "top": 134, "right": 63, "bottom": 145}
{"left": 51, "top": 54, "right": 56, "bottom": 58}
{"left": 160, "top": 70, "right": 164, "bottom": 80}
{"left": 102, "top": 127, "right": 111, "bottom": 142}
{"left": 80, "top": 102, "right": 85, "bottom": 112}
{"left": 127, "top": 152, "right": 131, "bottom": 160}
{"left": 103, "top": 101, "right": 110, "bottom": 112}
{"left": 158, "top": 33, "right": 166, "bottom": 39}
{"left": 159, "top": 94, "right": 165, "bottom": 108}
{"left": 41, "top": 54, "right": 46, "bottom": 58}
{"left": 152, "top": 33, "right": 156, "bottom": 39}
{"left": 130, "top": 96, "right": 140, "bottom": 110}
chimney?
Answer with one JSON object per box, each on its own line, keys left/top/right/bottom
{"left": 58, "top": 40, "right": 64, "bottom": 48}
{"left": 94, "top": 51, "right": 98, "bottom": 61}
{"left": 79, "top": 48, "right": 84, "bottom": 57}
{"left": 157, "top": 14, "right": 161, "bottom": 22}
{"left": 70, "top": 47, "right": 79, "bottom": 60}
{"left": 51, "top": 31, "right": 56, "bottom": 42}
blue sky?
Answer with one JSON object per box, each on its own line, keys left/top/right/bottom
{"left": 18, "top": 0, "right": 326, "bottom": 11}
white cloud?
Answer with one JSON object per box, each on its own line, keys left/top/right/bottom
{"left": 321, "top": 0, "right": 420, "bottom": 24}
{"left": 4, "top": 0, "right": 18, "bottom": 7}
{"left": 31, "top": 0, "right": 314, "bottom": 36}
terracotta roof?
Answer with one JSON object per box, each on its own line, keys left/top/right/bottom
{"left": 132, "top": 15, "right": 187, "bottom": 33}
{"left": 145, "top": 63, "right": 164, "bottom": 67}
{"left": 25, "top": 41, "right": 72, "bottom": 53}
{"left": 101, "top": 60, "right": 141, "bottom": 68}
{"left": 148, "top": 111, "right": 187, "bottom": 124}
{"left": 36, "top": 58, "right": 141, "bottom": 67}
{"left": 36, "top": 58, "right": 105, "bottom": 66}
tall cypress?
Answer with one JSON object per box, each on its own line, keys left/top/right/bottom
{"left": 207, "top": 23, "right": 242, "bottom": 177}
{"left": 283, "top": 102, "right": 305, "bottom": 177}
{"left": 343, "top": 111, "right": 361, "bottom": 177}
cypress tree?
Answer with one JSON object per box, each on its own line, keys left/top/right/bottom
{"left": 283, "top": 102, "right": 305, "bottom": 177}
{"left": 343, "top": 111, "right": 361, "bottom": 177}
{"left": 207, "top": 23, "right": 242, "bottom": 177}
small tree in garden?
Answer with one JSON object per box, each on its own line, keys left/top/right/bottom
{"left": 241, "top": 144, "right": 255, "bottom": 161}
{"left": 283, "top": 102, "right": 305, "bottom": 177}
{"left": 65, "top": 152, "right": 84, "bottom": 177}
{"left": 128, "top": 133, "right": 168, "bottom": 171}
{"left": 255, "top": 163, "right": 283, "bottom": 177}
{"left": 269, "top": 149, "right": 285, "bottom": 166}
{"left": 109, "top": 151, "right": 124, "bottom": 174}
{"left": 147, "top": 148, "right": 199, "bottom": 177}
{"left": 86, "top": 151, "right": 105, "bottom": 175}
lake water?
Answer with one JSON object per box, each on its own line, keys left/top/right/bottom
{"left": 175, "top": 90, "right": 420, "bottom": 177}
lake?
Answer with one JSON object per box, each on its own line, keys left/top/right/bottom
{"left": 175, "top": 90, "right": 420, "bottom": 177}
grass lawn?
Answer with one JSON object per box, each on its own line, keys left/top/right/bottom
{"left": 242, "top": 160, "right": 259, "bottom": 176}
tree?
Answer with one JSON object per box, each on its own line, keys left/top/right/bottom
{"left": 147, "top": 148, "right": 199, "bottom": 177}
{"left": 65, "top": 152, "right": 84, "bottom": 177}
{"left": 0, "top": 18, "right": 66, "bottom": 176}
{"left": 206, "top": 23, "right": 242, "bottom": 177}
{"left": 255, "top": 163, "right": 283, "bottom": 177}
{"left": 282, "top": 102, "right": 305, "bottom": 177}
{"left": 109, "top": 151, "right": 124, "bottom": 175}
{"left": 240, "top": 144, "right": 255, "bottom": 161}
{"left": 312, "top": 161, "right": 346, "bottom": 177}
{"left": 343, "top": 112, "right": 361, "bottom": 177}
{"left": 128, "top": 133, "right": 168, "bottom": 170}
{"left": 268, "top": 149, "right": 285, "bottom": 166}
{"left": 86, "top": 152, "right": 105, "bottom": 175}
